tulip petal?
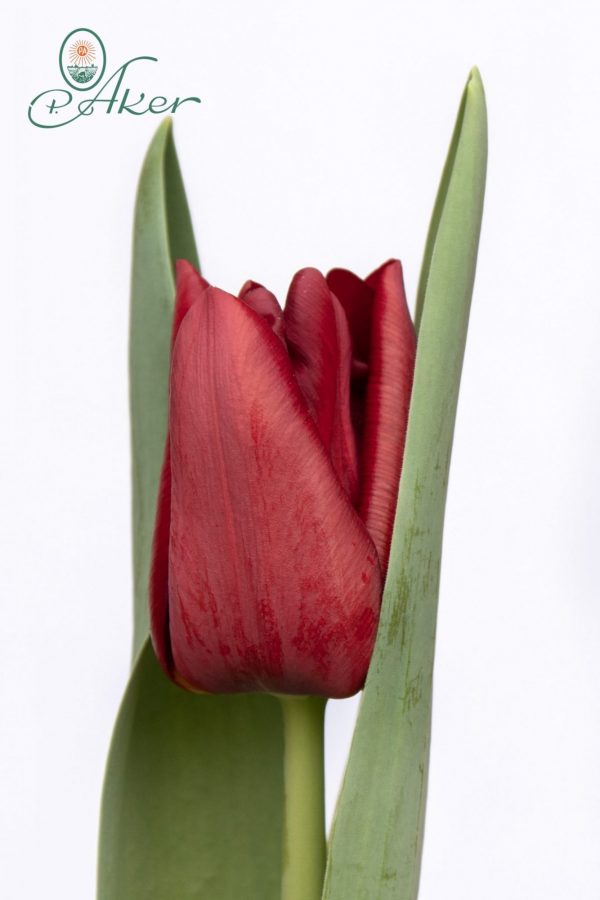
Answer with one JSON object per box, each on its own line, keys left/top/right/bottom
{"left": 284, "top": 268, "right": 359, "bottom": 502}
{"left": 322, "top": 268, "right": 371, "bottom": 447}
{"left": 149, "top": 261, "right": 210, "bottom": 674}
{"left": 172, "top": 260, "right": 210, "bottom": 345}
{"left": 149, "top": 446, "right": 172, "bottom": 673}
{"left": 239, "top": 280, "right": 287, "bottom": 345}
{"left": 324, "top": 267, "right": 372, "bottom": 366}
{"left": 160, "top": 282, "right": 383, "bottom": 697}
{"left": 327, "top": 261, "right": 416, "bottom": 571}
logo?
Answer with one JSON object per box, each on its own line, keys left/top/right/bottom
{"left": 59, "top": 28, "right": 106, "bottom": 90}
{"left": 29, "top": 28, "right": 200, "bottom": 129}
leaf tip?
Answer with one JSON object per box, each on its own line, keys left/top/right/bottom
{"left": 142, "top": 117, "right": 174, "bottom": 167}
{"left": 465, "top": 66, "right": 487, "bottom": 115}
{"left": 157, "top": 114, "right": 174, "bottom": 136}
{"left": 467, "top": 65, "right": 483, "bottom": 86}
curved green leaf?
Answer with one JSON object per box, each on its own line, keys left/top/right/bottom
{"left": 98, "top": 120, "right": 284, "bottom": 900}
{"left": 323, "top": 68, "right": 488, "bottom": 900}
{"left": 98, "top": 642, "right": 284, "bottom": 900}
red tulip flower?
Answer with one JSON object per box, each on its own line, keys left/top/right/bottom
{"left": 150, "top": 259, "right": 416, "bottom": 698}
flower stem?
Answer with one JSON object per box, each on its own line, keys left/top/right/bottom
{"left": 278, "top": 694, "right": 327, "bottom": 900}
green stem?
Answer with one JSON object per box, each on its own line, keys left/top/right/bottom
{"left": 278, "top": 694, "right": 327, "bottom": 900}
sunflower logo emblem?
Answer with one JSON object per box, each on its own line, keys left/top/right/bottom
{"left": 59, "top": 28, "right": 106, "bottom": 91}
{"left": 67, "top": 38, "right": 97, "bottom": 84}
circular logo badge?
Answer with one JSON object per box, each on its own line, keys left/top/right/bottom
{"left": 59, "top": 28, "right": 106, "bottom": 91}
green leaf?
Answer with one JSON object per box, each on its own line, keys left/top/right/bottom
{"left": 97, "top": 642, "right": 284, "bottom": 900}
{"left": 98, "top": 120, "right": 284, "bottom": 900}
{"left": 322, "top": 68, "right": 488, "bottom": 900}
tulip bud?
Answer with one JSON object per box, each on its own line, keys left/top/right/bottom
{"left": 150, "top": 258, "right": 416, "bottom": 697}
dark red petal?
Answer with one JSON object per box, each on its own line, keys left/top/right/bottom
{"left": 239, "top": 280, "right": 287, "bottom": 345}
{"left": 283, "top": 268, "right": 359, "bottom": 502}
{"left": 149, "top": 443, "right": 173, "bottom": 673}
{"left": 325, "top": 268, "right": 373, "bottom": 454}
{"left": 173, "top": 260, "right": 210, "bottom": 347}
{"left": 150, "top": 261, "right": 210, "bottom": 673}
{"left": 327, "top": 261, "right": 416, "bottom": 571}
{"left": 358, "top": 261, "right": 416, "bottom": 571}
{"left": 163, "top": 284, "right": 383, "bottom": 697}
{"left": 326, "top": 267, "right": 373, "bottom": 364}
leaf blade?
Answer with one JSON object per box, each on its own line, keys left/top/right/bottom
{"left": 322, "top": 68, "right": 488, "bottom": 900}
{"left": 97, "top": 642, "right": 284, "bottom": 900}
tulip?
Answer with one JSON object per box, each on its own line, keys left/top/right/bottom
{"left": 150, "top": 258, "right": 416, "bottom": 698}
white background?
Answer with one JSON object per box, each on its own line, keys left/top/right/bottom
{"left": 2, "top": 1, "right": 600, "bottom": 897}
